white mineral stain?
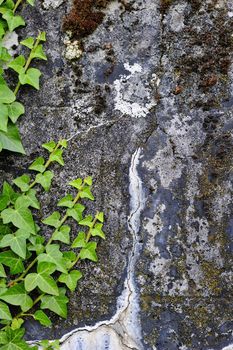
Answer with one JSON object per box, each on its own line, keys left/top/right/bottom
{"left": 33, "top": 149, "right": 145, "bottom": 350}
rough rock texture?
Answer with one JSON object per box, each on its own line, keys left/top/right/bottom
{"left": 0, "top": 0, "right": 233, "bottom": 349}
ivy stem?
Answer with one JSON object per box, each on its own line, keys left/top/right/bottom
{"left": 14, "top": 33, "right": 41, "bottom": 96}
{"left": 7, "top": 190, "right": 82, "bottom": 287}
{"left": 13, "top": 0, "right": 24, "bottom": 13}
{"left": 70, "top": 212, "right": 99, "bottom": 268}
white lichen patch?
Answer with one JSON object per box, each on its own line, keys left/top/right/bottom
{"left": 2, "top": 31, "right": 18, "bottom": 56}
{"left": 114, "top": 62, "right": 156, "bottom": 118}
{"left": 169, "top": 3, "right": 187, "bottom": 33}
{"left": 42, "top": 0, "right": 64, "bottom": 9}
{"left": 64, "top": 38, "right": 83, "bottom": 61}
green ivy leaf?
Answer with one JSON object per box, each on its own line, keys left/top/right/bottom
{"left": 49, "top": 149, "right": 64, "bottom": 166}
{"left": 63, "top": 251, "right": 76, "bottom": 269}
{"left": 42, "top": 140, "right": 56, "bottom": 152}
{"left": 57, "top": 194, "right": 74, "bottom": 208}
{"left": 11, "top": 318, "right": 24, "bottom": 330}
{"left": 68, "top": 178, "right": 82, "bottom": 190}
{"left": 79, "top": 215, "right": 93, "bottom": 228}
{"left": 52, "top": 225, "right": 70, "bottom": 244}
{"left": 79, "top": 186, "right": 94, "bottom": 201}
{"left": 40, "top": 288, "right": 68, "bottom": 318}
{"left": 0, "top": 84, "right": 15, "bottom": 103}
{"left": 79, "top": 242, "right": 98, "bottom": 262}
{"left": 58, "top": 139, "right": 67, "bottom": 148}
{"left": 37, "top": 262, "right": 56, "bottom": 275}
{"left": 0, "top": 123, "right": 25, "bottom": 154}
{"left": 0, "top": 301, "right": 11, "bottom": 320}
{"left": 2, "top": 181, "right": 19, "bottom": 204}
{"left": 0, "top": 231, "right": 28, "bottom": 258}
{"left": 19, "top": 68, "right": 41, "bottom": 90}
{"left": 7, "top": 102, "right": 25, "bottom": 123}
{"left": 0, "top": 251, "right": 24, "bottom": 274}
{"left": 20, "top": 37, "right": 34, "bottom": 49}
{"left": 67, "top": 203, "right": 85, "bottom": 223}
{"left": 58, "top": 270, "right": 82, "bottom": 292}
{"left": 34, "top": 310, "right": 51, "bottom": 327}
{"left": 84, "top": 176, "right": 92, "bottom": 186}
{"left": 25, "top": 273, "right": 59, "bottom": 296}
{"left": 35, "top": 170, "right": 53, "bottom": 191}
{"left": 42, "top": 211, "right": 61, "bottom": 228}
{"left": 0, "top": 103, "right": 8, "bottom": 132}
{"left": 8, "top": 55, "right": 25, "bottom": 74}
{"left": 0, "top": 46, "right": 11, "bottom": 62}
{"left": 71, "top": 231, "right": 86, "bottom": 248}
{"left": 23, "top": 189, "right": 40, "bottom": 209}
{"left": 0, "top": 283, "right": 33, "bottom": 312}
{"left": 1, "top": 196, "right": 36, "bottom": 234}
{"left": 2, "top": 10, "right": 25, "bottom": 32}
{"left": 91, "top": 223, "right": 106, "bottom": 240}
{"left": 1, "top": 327, "right": 31, "bottom": 350}
{"left": 29, "top": 156, "right": 46, "bottom": 173}
{"left": 0, "top": 263, "right": 6, "bottom": 278}
{"left": 37, "top": 245, "right": 67, "bottom": 273}
{"left": 96, "top": 212, "right": 104, "bottom": 223}
{"left": 0, "top": 194, "right": 8, "bottom": 210}
{"left": 38, "top": 31, "right": 46, "bottom": 41}
{"left": 31, "top": 44, "right": 47, "bottom": 60}
{"left": 0, "top": 329, "right": 7, "bottom": 344}
{"left": 13, "top": 174, "right": 30, "bottom": 192}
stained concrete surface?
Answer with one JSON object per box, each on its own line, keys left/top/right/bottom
{"left": 0, "top": 0, "right": 233, "bottom": 349}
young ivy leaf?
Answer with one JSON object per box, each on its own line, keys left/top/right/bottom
{"left": 79, "top": 242, "right": 98, "bottom": 262}
{"left": 23, "top": 189, "right": 40, "bottom": 209}
{"left": 37, "top": 31, "right": 46, "bottom": 42}
{"left": 7, "top": 102, "right": 25, "bottom": 123}
{"left": 8, "top": 55, "right": 25, "bottom": 74}
{"left": 11, "top": 318, "right": 24, "bottom": 330}
{"left": 37, "top": 245, "right": 67, "bottom": 273}
{"left": 0, "top": 84, "right": 15, "bottom": 103}
{"left": 42, "top": 211, "right": 61, "bottom": 228}
{"left": 84, "top": 176, "right": 92, "bottom": 186}
{"left": 2, "top": 11, "right": 25, "bottom": 32}
{"left": 29, "top": 157, "right": 46, "bottom": 173}
{"left": 52, "top": 225, "right": 70, "bottom": 244}
{"left": 26, "top": 0, "right": 35, "bottom": 5}
{"left": 2, "top": 181, "right": 18, "bottom": 204}
{"left": 71, "top": 231, "right": 86, "bottom": 248}
{"left": 19, "top": 68, "right": 41, "bottom": 90}
{"left": 42, "top": 140, "right": 56, "bottom": 153}
{"left": 31, "top": 44, "right": 47, "bottom": 61}
{"left": 96, "top": 212, "right": 104, "bottom": 223}
{"left": 90, "top": 223, "right": 106, "bottom": 240}
{"left": 79, "top": 215, "right": 93, "bottom": 228}
{"left": 67, "top": 203, "right": 85, "bottom": 223}
{"left": 35, "top": 170, "right": 53, "bottom": 191}
{"left": 58, "top": 270, "right": 82, "bottom": 292}
{"left": 69, "top": 178, "right": 82, "bottom": 190}
{"left": 20, "top": 37, "right": 34, "bottom": 49}
{"left": 40, "top": 288, "right": 69, "bottom": 319}
{"left": 49, "top": 149, "right": 64, "bottom": 166}
{"left": 79, "top": 187, "right": 94, "bottom": 201}
{"left": 58, "top": 139, "right": 67, "bottom": 148}
{"left": 34, "top": 310, "right": 51, "bottom": 327}
{"left": 57, "top": 194, "right": 74, "bottom": 208}
{"left": 13, "top": 174, "right": 30, "bottom": 192}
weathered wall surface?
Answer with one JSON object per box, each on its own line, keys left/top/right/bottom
{"left": 0, "top": 0, "right": 233, "bottom": 349}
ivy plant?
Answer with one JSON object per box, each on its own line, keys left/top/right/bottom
{"left": 0, "top": 0, "right": 46, "bottom": 153}
{"left": 0, "top": 140, "right": 106, "bottom": 349}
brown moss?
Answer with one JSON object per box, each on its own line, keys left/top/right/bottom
{"left": 63, "top": 0, "right": 111, "bottom": 39}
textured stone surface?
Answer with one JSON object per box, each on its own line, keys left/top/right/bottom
{"left": 0, "top": 0, "right": 233, "bottom": 349}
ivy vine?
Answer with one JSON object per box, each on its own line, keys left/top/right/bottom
{"left": 0, "top": 0, "right": 46, "bottom": 153}
{"left": 0, "top": 140, "right": 106, "bottom": 349}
